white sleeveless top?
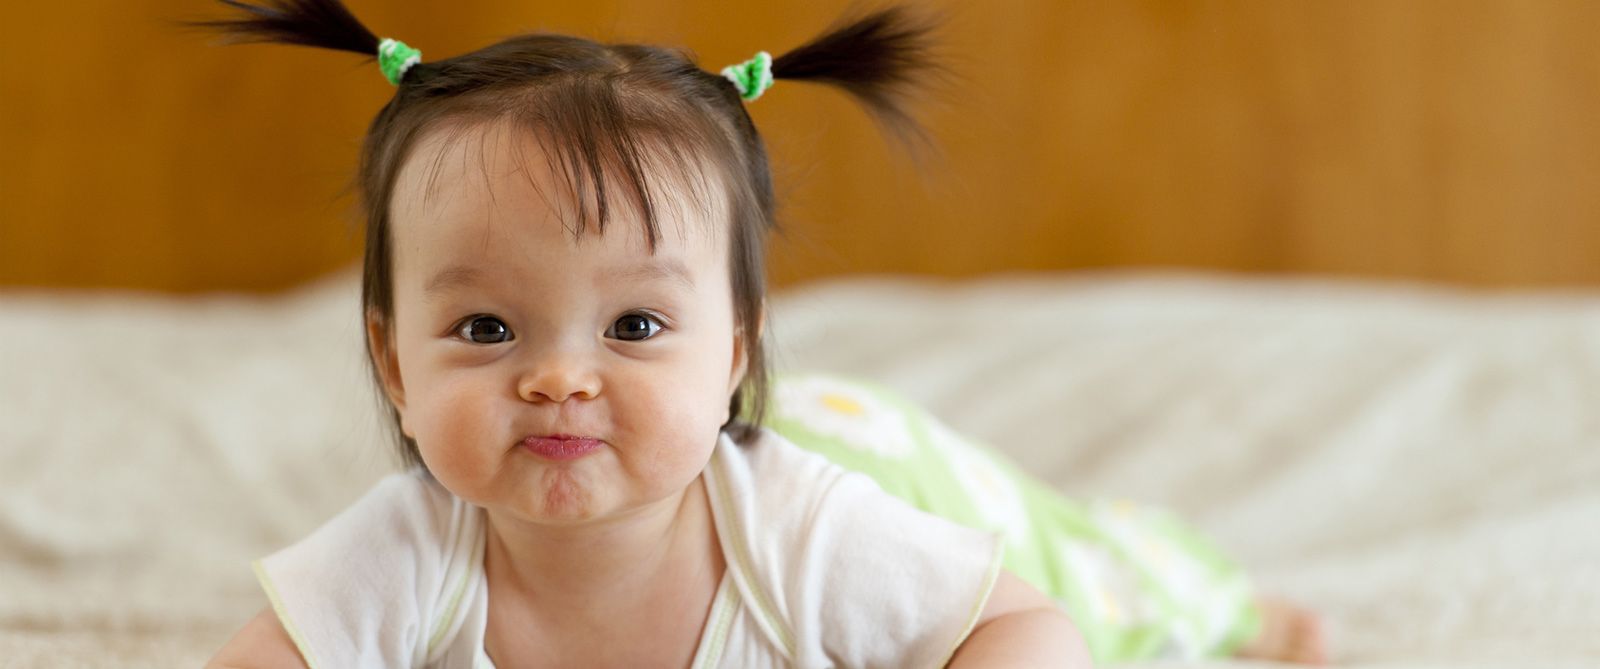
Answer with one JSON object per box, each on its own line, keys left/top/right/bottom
{"left": 254, "top": 428, "right": 1004, "bottom": 668}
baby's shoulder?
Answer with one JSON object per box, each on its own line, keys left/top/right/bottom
{"left": 280, "top": 470, "right": 470, "bottom": 560}
{"left": 710, "top": 428, "right": 869, "bottom": 527}
{"left": 349, "top": 469, "right": 470, "bottom": 538}
{"left": 713, "top": 427, "right": 932, "bottom": 531}
{"left": 253, "top": 469, "right": 487, "bottom": 668}
{"left": 277, "top": 469, "right": 481, "bottom": 589}
{"left": 709, "top": 430, "right": 1003, "bottom": 666}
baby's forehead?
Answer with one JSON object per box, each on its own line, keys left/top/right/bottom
{"left": 389, "top": 118, "right": 730, "bottom": 250}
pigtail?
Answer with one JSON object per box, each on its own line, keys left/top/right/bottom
{"left": 769, "top": 6, "right": 946, "bottom": 150}
{"left": 186, "top": 0, "right": 380, "bottom": 58}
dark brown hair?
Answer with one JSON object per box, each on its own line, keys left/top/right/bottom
{"left": 195, "top": 0, "right": 940, "bottom": 471}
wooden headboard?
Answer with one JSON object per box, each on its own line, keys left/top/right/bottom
{"left": 3, "top": 0, "right": 1597, "bottom": 292}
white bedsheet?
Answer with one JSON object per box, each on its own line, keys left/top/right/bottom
{"left": 2, "top": 269, "right": 1596, "bottom": 667}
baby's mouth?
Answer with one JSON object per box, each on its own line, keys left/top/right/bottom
{"left": 521, "top": 434, "right": 603, "bottom": 461}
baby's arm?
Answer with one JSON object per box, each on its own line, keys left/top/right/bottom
{"left": 206, "top": 606, "right": 310, "bottom": 669}
{"left": 947, "top": 570, "right": 1095, "bottom": 668}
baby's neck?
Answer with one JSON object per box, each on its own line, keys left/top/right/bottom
{"left": 482, "top": 476, "right": 721, "bottom": 620}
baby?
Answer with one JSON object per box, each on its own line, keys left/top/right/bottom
{"left": 199, "top": 1, "right": 1320, "bottom": 666}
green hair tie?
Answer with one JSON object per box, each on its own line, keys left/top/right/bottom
{"left": 377, "top": 37, "right": 422, "bottom": 86}
{"left": 720, "top": 51, "right": 774, "bottom": 102}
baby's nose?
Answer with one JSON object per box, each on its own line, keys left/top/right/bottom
{"left": 516, "top": 348, "right": 600, "bottom": 403}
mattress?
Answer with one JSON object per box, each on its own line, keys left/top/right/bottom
{"left": 2, "top": 269, "right": 1596, "bottom": 667}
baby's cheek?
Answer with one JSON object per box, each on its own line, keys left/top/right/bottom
{"left": 414, "top": 385, "right": 503, "bottom": 496}
{"left": 652, "top": 383, "right": 726, "bottom": 467}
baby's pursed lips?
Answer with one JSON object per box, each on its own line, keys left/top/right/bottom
{"left": 520, "top": 434, "right": 605, "bottom": 461}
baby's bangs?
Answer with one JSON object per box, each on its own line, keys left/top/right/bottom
{"left": 487, "top": 76, "right": 736, "bottom": 250}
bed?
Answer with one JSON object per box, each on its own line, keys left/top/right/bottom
{"left": 2, "top": 269, "right": 1597, "bottom": 667}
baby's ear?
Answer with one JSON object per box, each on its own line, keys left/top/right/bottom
{"left": 365, "top": 310, "right": 407, "bottom": 414}
{"left": 727, "top": 303, "right": 765, "bottom": 396}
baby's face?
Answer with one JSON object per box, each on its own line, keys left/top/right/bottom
{"left": 376, "top": 120, "right": 745, "bottom": 526}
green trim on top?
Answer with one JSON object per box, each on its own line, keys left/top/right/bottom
{"left": 705, "top": 448, "right": 798, "bottom": 659}
{"left": 689, "top": 573, "right": 739, "bottom": 669}
{"left": 932, "top": 535, "right": 1007, "bottom": 669}
{"left": 425, "top": 545, "right": 479, "bottom": 655}
{"left": 252, "top": 559, "right": 323, "bottom": 669}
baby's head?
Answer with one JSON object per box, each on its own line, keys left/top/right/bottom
{"left": 356, "top": 35, "right": 779, "bottom": 483}
{"left": 203, "top": 0, "right": 937, "bottom": 520}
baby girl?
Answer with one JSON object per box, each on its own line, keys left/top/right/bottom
{"left": 197, "top": 0, "right": 1322, "bottom": 666}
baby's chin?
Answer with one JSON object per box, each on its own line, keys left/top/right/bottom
{"left": 521, "top": 463, "right": 602, "bottom": 521}
{"left": 472, "top": 462, "right": 702, "bottom": 528}
{"left": 422, "top": 437, "right": 716, "bottom": 523}
{"left": 426, "top": 460, "right": 596, "bottom": 521}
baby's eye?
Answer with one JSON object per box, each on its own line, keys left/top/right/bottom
{"left": 456, "top": 315, "right": 514, "bottom": 344}
{"left": 605, "top": 312, "right": 664, "bottom": 342}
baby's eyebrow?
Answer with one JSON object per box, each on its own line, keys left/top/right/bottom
{"left": 423, "top": 259, "right": 696, "bottom": 296}
{"left": 424, "top": 265, "right": 479, "bottom": 297}
{"left": 614, "top": 258, "right": 696, "bottom": 292}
